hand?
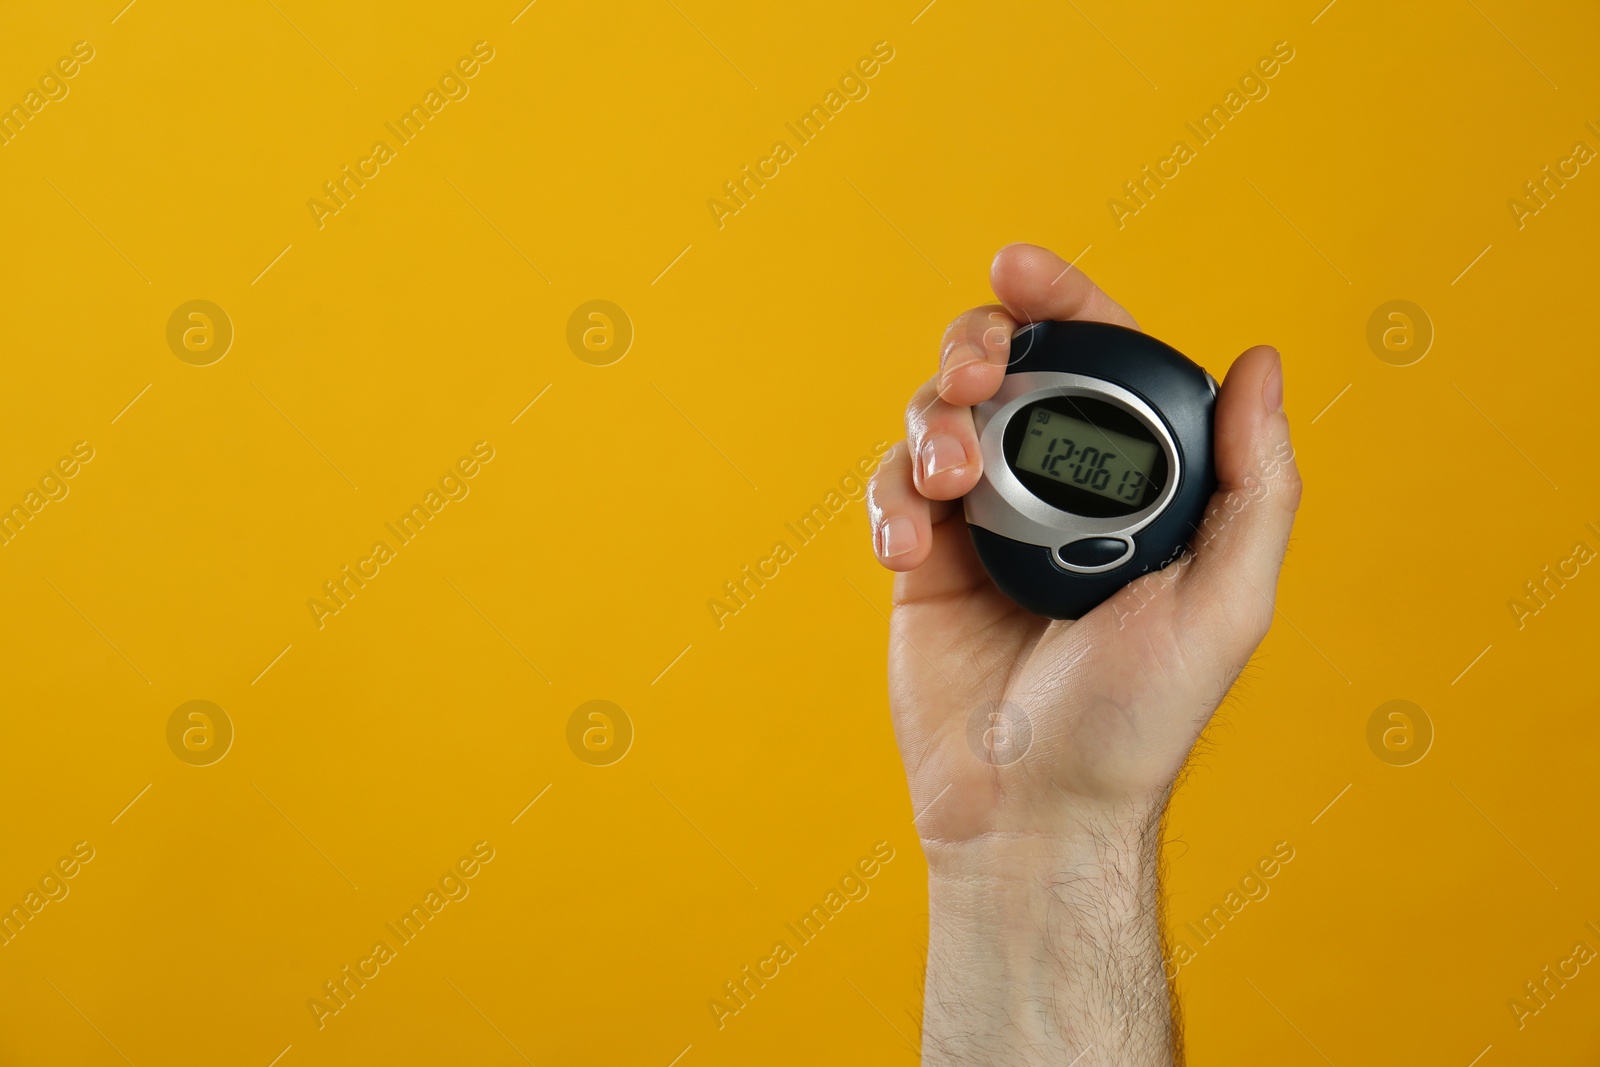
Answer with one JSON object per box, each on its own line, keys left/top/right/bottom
{"left": 870, "top": 241, "right": 1300, "bottom": 850}
{"left": 867, "top": 243, "right": 1301, "bottom": 1065}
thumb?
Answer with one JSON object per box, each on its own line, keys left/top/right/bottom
{"left": 1178, "top": 345, "right": 1302, "bottom": 649}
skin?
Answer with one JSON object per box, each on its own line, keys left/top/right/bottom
{"left": 867, "top": 243, "right": 1302, "bottom": 1065}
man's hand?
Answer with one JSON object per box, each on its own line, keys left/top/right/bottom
{"left": 867, "top": 243, "right": 1301, "bottom": 1065}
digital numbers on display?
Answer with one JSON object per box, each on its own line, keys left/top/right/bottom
{"left": 1013, "top": 408, "right": 1160, "bottom": 505}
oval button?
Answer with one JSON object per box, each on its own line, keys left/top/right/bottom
{"left": 1056, "top": 537, "right": 1132, "bottom": 570}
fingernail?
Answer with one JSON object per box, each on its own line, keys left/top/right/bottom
{"left": 1262, "top": 351, "right": 1284, "bottom": 415}
{"left": 879, "top": 515, "right": 916, "bottom": 558}
{"left": 920, "top": 434, "right": 966, "bottom": 480}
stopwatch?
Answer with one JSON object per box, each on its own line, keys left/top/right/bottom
{"left": 963, "top": 320, "right": 1218, "bottom": 620}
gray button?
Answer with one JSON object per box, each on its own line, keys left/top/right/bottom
{"left": 1056, "top": 537, "right": 1131, "bottom": 569}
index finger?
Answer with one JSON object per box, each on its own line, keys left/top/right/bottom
{"left": 989, "top": 243, "right": 1139, "bottom": 330}
{"left": 936, "top": 304, "right": 1016, "bottom": 408}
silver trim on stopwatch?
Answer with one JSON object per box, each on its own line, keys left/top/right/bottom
{"left": 963, "top": 371, "right": 1182, "bottom": 574}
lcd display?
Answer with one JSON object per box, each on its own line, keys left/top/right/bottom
{"left": 1012, "top": 408, "right": 1160, "bottom": 506}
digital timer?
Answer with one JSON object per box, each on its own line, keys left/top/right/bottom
{"left": 963, "top": 320, "right": 1218, "bottom": 620}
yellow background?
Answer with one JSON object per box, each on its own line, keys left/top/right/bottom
{"left": 2, "top": 0, "right": 1597, "bottom": 1063}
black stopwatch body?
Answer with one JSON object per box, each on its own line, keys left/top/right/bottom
{"left": 963, "top": 320, "right": 1218, "bottom": 620}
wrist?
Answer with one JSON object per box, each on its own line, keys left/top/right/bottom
{"left": 920, "top": 808, "right": 1175, "bottom": 1066}
{"left": 919, "top": 788, "right": 1167, "bottom": 881}
{"left": 925, "top": 814, "right": 1163, "bottom": 950}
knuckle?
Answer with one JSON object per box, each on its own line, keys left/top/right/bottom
{"left": 904, "top": 391, "right": 934, "bottom": 436}
{"left": 876, "top": 439, "right": 909, "bottom": 475}
{"left": 940, "top": 308, "right": 982, "bottom": 347}
{"left": 1279, "top": 463, "right": 1304, "bottom": 513}
{"left": 866, "top": 468, "right": 893, "bottom": 515}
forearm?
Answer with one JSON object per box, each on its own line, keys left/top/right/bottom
{"left": 921, "top": 814, "right": 1176, "bottom": 1067}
